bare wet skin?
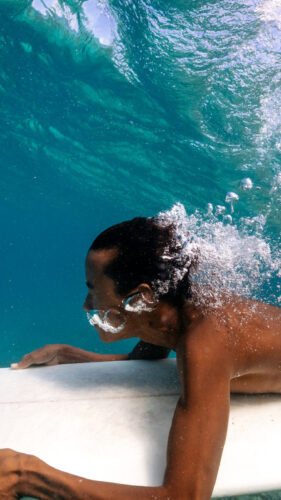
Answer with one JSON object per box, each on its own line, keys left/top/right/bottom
{"left": 181, "top": 296, "right": 281, "bottom": 395}
{"left": 226, "top": 299, "right": 281, "bottom": 393}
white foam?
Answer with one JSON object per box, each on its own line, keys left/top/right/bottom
{"left": 256, "top": 0, "right": 281, "bottom": 29}
{"left": 32, "top": 0, "right": 79, "bottom": 32}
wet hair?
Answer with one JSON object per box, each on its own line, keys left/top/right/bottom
{"left": 89, "top": 217, "right": 192, "bottom": 306}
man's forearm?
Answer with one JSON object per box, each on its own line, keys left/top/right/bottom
{"left": 20, "top": 455, "right": 167, "bottom": 500}
{"left": 60, "top": 345, "right": 129, "bottom": 363}
{"left": 60, "top": 341, "right": 170, "bottom": 364}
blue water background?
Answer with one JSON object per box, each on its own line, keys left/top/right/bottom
{"left": 2, "top": 0, "right": 281, "bottom": 368}
{"left": 0, "top": 2, "right": 280, "bottom": 497}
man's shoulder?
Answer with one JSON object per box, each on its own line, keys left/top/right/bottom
{"left": 176, "top": 313, "right": 230, "bottom": 366}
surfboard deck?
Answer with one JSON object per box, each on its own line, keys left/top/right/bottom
{"left": 0, "top": 359, "right": 280, "bottom": 498}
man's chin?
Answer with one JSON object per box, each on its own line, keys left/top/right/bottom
{"left": 96, "top": 327, "right": 116, "bottom": 343}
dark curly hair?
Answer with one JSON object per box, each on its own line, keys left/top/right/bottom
{"left": 90, "top": 217, "right": 192, "bottom": 306}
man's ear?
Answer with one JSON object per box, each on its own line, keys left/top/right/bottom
{"left": 124, "top": 284, "right": 157, "bottom": 313}
{"left": 137, "top": 284, "right": 156, "bottom": 305}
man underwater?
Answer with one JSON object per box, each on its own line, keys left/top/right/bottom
{"left": 2, "top": 214, "right": 281, "bottom": 499}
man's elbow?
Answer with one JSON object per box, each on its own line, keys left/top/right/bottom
{"left": 164, "top": 476, "right": 214, "bottom": 500}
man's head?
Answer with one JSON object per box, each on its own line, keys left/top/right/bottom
{"left": 83, "top": 217, "right": 192, "bottom": 342}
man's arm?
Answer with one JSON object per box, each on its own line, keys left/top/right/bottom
{"left": 163, "top": 343, "right": 231, "bottom": 499}
{"left": 11, "top": 341, "right": 171, "bottom": 369}
{"left": 63, "top": 340, "right": 170, "bottom": 362}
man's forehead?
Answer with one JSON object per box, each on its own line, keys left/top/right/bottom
{"left": 86, "top": 248, "right": 118, "bottom": 269}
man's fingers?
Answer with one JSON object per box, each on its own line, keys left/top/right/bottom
{"left": 10, "top": 345, "right": 63, "bottom": 370}
{"left": 10, "top": 353, "right": 35, "bottom": 370}
{"left": 10, "top": 361, "right": 30, "bottom": 370}
{"left": 46, "top": 356, "right": 59, "bottom": 366}
{"left": 10, "top": 350, "right": 56, "bottom": 370}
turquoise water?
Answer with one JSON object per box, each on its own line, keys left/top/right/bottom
{"left": 1, "top": 0, "right": 280, "bottom": 367}
{"left": 0, "top": 0, "right": 280, "bottom": 498}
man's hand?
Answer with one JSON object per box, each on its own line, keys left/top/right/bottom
{"left": 0, "top": 448, "right": 27, "bottom": 499}
{"left": 10, "top": 344, "right": 68, "bottom": 369}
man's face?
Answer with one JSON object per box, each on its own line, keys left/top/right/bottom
{"left": 83, "top": 248, "right": 130, "bottom": 342}
{"left": 84, "top": 248, "right": 121, "bottom": 311}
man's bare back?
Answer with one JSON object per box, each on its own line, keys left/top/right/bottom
{"left": 176, "top": 296, "right": 281, "bottom": 396}
{"left": 222, "top": 298, "right": 281, "bottom": 393}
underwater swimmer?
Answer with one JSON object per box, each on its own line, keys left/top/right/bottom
{"left": 2, "top": 216, "right": 281, "bottom": 499}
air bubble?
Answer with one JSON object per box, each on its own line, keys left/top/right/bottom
{"left": 223, "top": 214, "right": 232, "bottom": 224}
{"left": 206, "top": 203, "right": 213, "bottom": 215}
{"left": 225, "top": 192, "right": 239, "bottom": 213}
{"left": 215, "top": 205, "right": 226, "bottom": 215}
{"left": 240, "top": 178, "right": 253, "bottom": 190}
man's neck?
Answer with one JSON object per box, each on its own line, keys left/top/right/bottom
{"left": 135, "top": 300, "right": 199, "bottom": 350}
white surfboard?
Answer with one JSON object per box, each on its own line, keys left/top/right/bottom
{"left": 0, "top": 359, "right": 280, "bottom": 498}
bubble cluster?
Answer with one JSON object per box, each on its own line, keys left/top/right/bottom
{"left": 123, "top": 294, "right": 154, "bottom": 313}
{"left": 154, "top": 202, "right": 281, "bottom": 309}
{"left": 270, "top": 172, "right": 281, "bottom": 194}
{"left": 87, "top": 310, "right": 126, "bottom": 334}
